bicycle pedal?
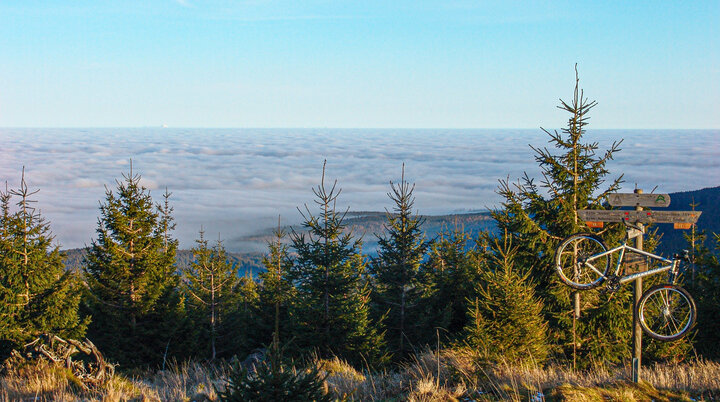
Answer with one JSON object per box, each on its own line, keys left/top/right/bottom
{"left": 600, "top": 285, "right": 618, "bottom": 297}
{"left": 605, "top": 275, "right": 621, "bottom": 291}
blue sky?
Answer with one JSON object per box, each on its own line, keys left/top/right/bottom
{"left": 1, "top": 1, "right": 718, "bottom": 128}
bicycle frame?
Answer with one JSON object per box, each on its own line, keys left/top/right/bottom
{"left": 583, "top": 240, "right": 678, "bottom": 285}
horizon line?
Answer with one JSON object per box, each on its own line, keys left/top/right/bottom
{"left": 2, "top": 126, "right": 719, "bottom": 130}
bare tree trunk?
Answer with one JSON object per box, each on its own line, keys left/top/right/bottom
{"left": 400, "top": 287, "right": 406, "bottom": 355}
{"left": 573, "top": 292, "right": 580, "bottom": 370}
{"left": 571, "top": 74, "right": 581, "bottom": 371}
{"left": 129, "top": 219, "right": 137, "bottom": 331}
{"left": 22, "top": 195, "right": 30, "bottom": 305}
{"left": 324, "top": 192, "right": 330, "bottom": 340}
{"left": 274, "top": 301, "right": 280, "bottom": 351}
{"left": 274, "top": 239, "right": 281, "bottom": 351}
{"left": 211, "top": 273, "right": 216, "bottom": 360}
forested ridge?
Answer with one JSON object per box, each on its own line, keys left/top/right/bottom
{"left": 59, "top": 189, "right": 719, "bottom": 276}
{"left": 2, "top": 75, "right": 719, "bottom": 400}
{"left": 62, "top": 248, "right": 266, "bottom": 277}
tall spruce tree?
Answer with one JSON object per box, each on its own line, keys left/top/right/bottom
{"left": 84, "top": 166, "right": 181, "bottom": 368}
{"left": 370, "top": 166, "right": 427, "bottom": 359}
{"left": 686, "top": 231, "right": 720, "bottom": 358}
{"left": 493, "top": 67, "right": 630, "bottom": 368}
{"left": 463, "top": 234, "right": 548, "bottom": 365}
{"left": 0, "top": 173, "right": 88, "bottom": 359}
{"left": 417, "top": 228, "right": 481, "bottom": 345}
{"left": 290, "top": 162, "right": 385, "bottom": 365}
{"left": 182, "top": 230, "right": 240, "bottom": 360}
{"left": 228, "top": 269, "right": 262, "bottom": 356}
{"left": 257, "top": 219, "right": 296, "bottom": 353}
{"left": 152, "top": 188, "right": 186, "bottom": 367}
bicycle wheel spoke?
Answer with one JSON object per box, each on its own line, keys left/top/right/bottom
{"left": 682, "top": 309, "right": 691, "bottom": 324}
{"left": 670, "top": 297, "right": 689, "bottom": 331}
{"left": 660, "top": 289, "right": 669, "bottom": 306}
{"left": 668, "top": 314, "right": 680, "bottom": 334}
{"left": 652, "top": 296, "right": 665, "bottom": 316}
{"left": 661, "top": 291, "right": 678, "bottom": 335}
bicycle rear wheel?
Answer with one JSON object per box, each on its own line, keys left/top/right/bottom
{"left": 638, "top": 284, "right": 696, "bottom": 341}
{"left": 555, "top": 233, "right": 610, "bottom": 290}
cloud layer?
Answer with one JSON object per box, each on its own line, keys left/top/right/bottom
{"left": 1, "top": 128, "right": 717, "bottom": 251}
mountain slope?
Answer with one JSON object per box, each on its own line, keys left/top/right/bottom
{"left": 655, "top": 186, "right": 720, "bottom": 254}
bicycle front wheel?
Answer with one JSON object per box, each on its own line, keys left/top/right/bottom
{"left": 555, "top": 233, "right": 610, "bottom": 290}
{"left": 638, "top": 284, "right": 696, "bottom": 341}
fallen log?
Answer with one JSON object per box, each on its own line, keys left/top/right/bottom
{"left": 3, "top": 334, "right": 115, "bottom": 390}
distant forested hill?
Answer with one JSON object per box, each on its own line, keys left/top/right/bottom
{"left": 347, "top": 211, "right": 497, "bottom": 252}
{"left": 62, "top": 248, "right": 264, "bottom": 276}
{"left": 232, "top": 211, "right": 496, "bottom": 256}
{"left": 62, "top": 211, "right": 496, "bottom": 275}
{"left": 655, "top": 186, "right": 720, "bottom": 255}
{"left": 62, "top": 187, "right": 715, "bottom": 275}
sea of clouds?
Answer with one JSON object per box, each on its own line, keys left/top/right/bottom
{"left": 0, "top": 128, "right": 718, "bottom": 251}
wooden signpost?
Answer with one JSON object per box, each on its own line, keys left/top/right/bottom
{"left": 607, "top": 192, "right": 671, "bottom": 208}
{"left": 578, "top": 210, "right": 702, "bottom": 226}
{"left": 578, "top": 189, "right": 701, "bottom": 383}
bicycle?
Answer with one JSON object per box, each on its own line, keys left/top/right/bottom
{"left": 554, "top": 222, "right": 696, "bottom": 341}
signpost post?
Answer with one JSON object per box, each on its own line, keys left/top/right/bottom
{"left": 577, "top": 189, "right": 701, "bottom": 383}
{"left": 632, "top": 189, "right": 644, "bottom": 383}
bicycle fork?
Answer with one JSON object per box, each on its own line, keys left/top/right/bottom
{"left": 666, "top": 261, "right": 679, "bottom": 285}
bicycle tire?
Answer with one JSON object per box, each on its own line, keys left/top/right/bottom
{"left": 638, "top": 284, "right": 696, "bottom": 341}
{"left": 555, "top": 233, "right": 610, "bottom": 290}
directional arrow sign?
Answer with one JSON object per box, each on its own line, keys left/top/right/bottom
{"left": 607, "top": 193, "right": 671, "bottom": 208}
{"left": 578, "top": 209, "right": 701, "bottom": 224}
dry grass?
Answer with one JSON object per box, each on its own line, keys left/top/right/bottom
{"left": 475, "top": 357, "right": 720, "bottom": 401}
{"left": 551, "top": 381, "right": 694, "bottom": 401}
{"left": 319, "top": 349, "right": 720, "bottom": 401}
{"left": 0, "top": 360, "right": 225, "bottom": 401}
{"left": 141, "top": 361, "right": 226, "bottom": 401}
{"left": 643, "top": 358, "right": 720, "bottom": 400}
{"left": 317, "top": 350, "right": 469, "bottom": 401}
{"left": 2, "top": 351, "right": 719, "bottom": 401}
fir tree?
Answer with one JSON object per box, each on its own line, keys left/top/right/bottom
{"left": 217, "top": 344, "right": 331, "bottom": 402}
{"left": 370, "top": 166, "right": 427, "bottom": 359}
{"left": 229, "top": 269, "right": 261, "bottom": 356}
{"left": 417, "top": 228, "right": 481, "bottom": 345}
{"left": 493, "top": 67, "right": 629, "bottom": 367}
{"left": 686, "top": 231, "right": 720, "bottom": 358}
{"left": 290, "top": 161, "right": 385, "bottom": 365}
{"left": 152, "top": 188, "right": 185, "bottom": 367}
{"left": 257, "top": 219, "right": 296, "bottom": 353}
{"left": 182, "top": 230, "right": 240, "bottom": 360}
{"left": 684, "top": 199, "right": 704, "bottom": 285}
{"left": 0, "top": 172, "right": 88, "bottom": 359}
{"left": 463, "top": 234, "right": 548, "bottom": 365}
{"left": 83, "top": 166, "right": 181, "bottom": 368}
